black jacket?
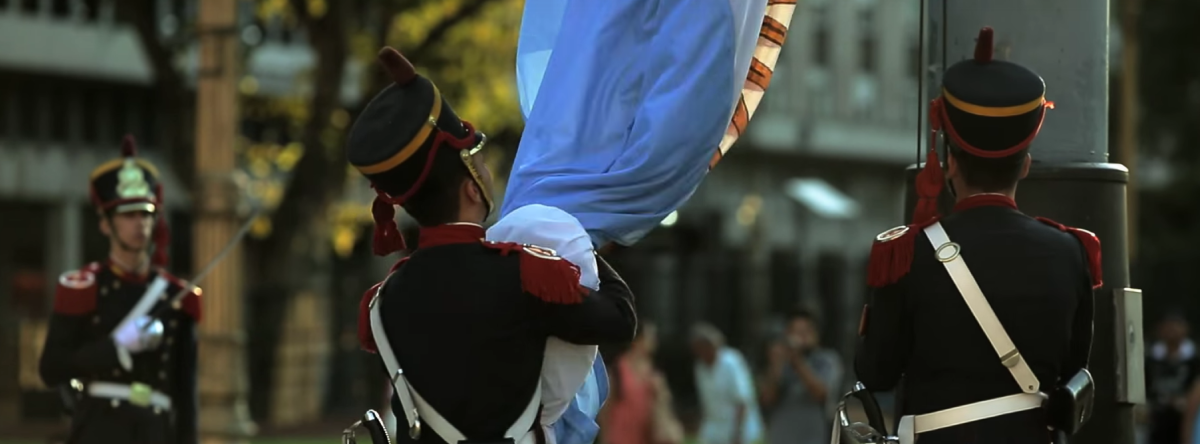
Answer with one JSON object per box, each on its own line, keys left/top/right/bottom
{"left": 856, "top": 197, "right": 1096, "bottom": 444}
{"left": 39, "top": 261, "right": 200, "bottom": 444}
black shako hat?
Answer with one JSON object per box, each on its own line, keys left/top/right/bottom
{"left": 912, "top": 27, "right": 1052, "bottom": 224}
{"left": 346, "top": 47, "right": 490, "bottom": 256}
{"left": 89, "top": 135, "right": 172, "bottom": 266}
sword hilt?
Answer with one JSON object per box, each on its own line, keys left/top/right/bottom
{"left": 344, "top": 409, "right": 391, "bottom": 444}
{"left": 851, "top": 381, "right": 889, "bottom": 434}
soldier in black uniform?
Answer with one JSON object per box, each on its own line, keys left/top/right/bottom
{"left": 854, "top": 28, "right": 1099, "bottom": 444}
{"left": 346, "top": 47, "right": 637, "bottom": 444}
{"left": 39, "top": 136, "right": 201, "bottom": 444}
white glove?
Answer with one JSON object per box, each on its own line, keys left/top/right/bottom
{"left": 113, "top": 316, "right": 163, "bottom": 353}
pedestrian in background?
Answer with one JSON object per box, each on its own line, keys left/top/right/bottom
{"left": 691, "top": 323, "right": 764, "bottom": 444}
{"left": 759, "top": 309, "right": 843, "bottom": 444}
{"left": 1145, "top": 313, "right": 1198, "bottom": 444}
{"left": 600, "top": 321, "right": 683, "bottom": 444}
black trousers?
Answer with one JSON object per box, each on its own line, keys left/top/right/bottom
{"left": 68, "top": 398, "right": 174, "bottom": 444}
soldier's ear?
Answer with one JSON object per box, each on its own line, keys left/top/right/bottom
{"left": 1019, "top": 153, "right": 1032, "bottom": 179}
{"left": 945, "top": 152, "right": 959, "bottom": 179}
{"left": 98, "top": 214, "right": 111, "bottom": 236}
{"left": 462, "top": 177, "right": 482, "bottom": 205}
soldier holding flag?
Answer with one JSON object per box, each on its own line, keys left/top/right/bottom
{"left": 347, "top": 46, "right": 639, "bottom": 444}
{"left": 39, "top": 136, "right": 201, "bottom": 444}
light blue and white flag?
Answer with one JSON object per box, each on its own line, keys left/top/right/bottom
{"left": 489, "top": 0, "right": 797, "bottom": 443}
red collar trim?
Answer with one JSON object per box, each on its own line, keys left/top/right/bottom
{"left": 953, "top": 194, "right": 1018, "bottom": 212}
{"left": 418, "top": 223, "right": 485, "bottom": 248}
{"left": 106, "top": 260, "right": 151, "bottom": 283}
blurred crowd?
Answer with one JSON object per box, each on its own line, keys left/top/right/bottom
{"left": 596, "top": 309, "right": 843, "bottom": 444}
{"left": 1143, "top": 313, "right": 1200, "bottom": 444}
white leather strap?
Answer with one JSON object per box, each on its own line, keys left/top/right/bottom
{"left": 897, "top": 393, "right": 1045, "bottom": 444}
{"left": 369, "top": 275, "right": 542, "bottom": 443}
{"left": 110, "top": 276, "right": 170, "bottom": 337}
{"left": 829, "top": 409, "right": 842, "bottom": 444}
{"left": 87, "top": 381, "right": 173, "bottom": 410}
{"left": 923, "top": 222, "right": 1040, "bottom": 394}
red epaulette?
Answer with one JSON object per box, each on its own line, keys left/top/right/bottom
{"left": 866, "top": 217, "right": 940, "bottom": 288}
{"left": 1035, "top": 217, "right": 1104, "bottom": 289}
{"left": 53, "top": 262, "right": 103, "bottom": 315}
{"left": 157, "top": 269, "right": 203, "bottom": 322}
{"left": 358, "top": 257, "right": 410, "bottom": 354}
{"left": 482, "top": 240, "right": 586, "bottom": 304}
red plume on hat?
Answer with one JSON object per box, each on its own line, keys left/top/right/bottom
{"left": 974, "top": 27, "right": 994, "bottom": 63}
{"left": 378, "top": 47, "right": 418, "bottom": 86}
{"left": 370, "top": 47, "right": 419, "bottom": 256}
{"left": 121, "top": 134, "right": 138, "bottom": 157}
{"left": 912, "top": 27, "right": 995, "bottom": 224}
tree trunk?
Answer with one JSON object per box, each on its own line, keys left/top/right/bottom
{"left": 252, "top": 0, "right": 350, "bottom": 425}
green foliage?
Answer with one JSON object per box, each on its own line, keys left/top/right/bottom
{"left": 386, "top": 0, "right": 525, "bottom": 132}
{"left": 239, "top": 0, "right": 525, "bottom": 256}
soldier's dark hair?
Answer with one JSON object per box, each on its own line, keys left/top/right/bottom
{"left": 948, "top": 145, "right": 1029, "bottom": 192}
{"left": 399, "top": 155, "right": 472, "bottom": 227}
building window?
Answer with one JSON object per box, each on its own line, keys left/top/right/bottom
{"left": 51, "top": 0, "right": 71, "bottom": 17}
{"left": 858, "top": 9, "right": 876, "bottom": 73}
{"left": 860, "top": 37, "right": 877, "bottom": 73}
{"left": 50, "top": 86, "right": 69, "bottom": 141}
{"left": 0, "top": 81, "right": 10, "bottom": 139}
{"left": 83, "top": 0, "right": 100, "bottom": 21}
{"left": 82, "top": 88, "right": 99, "bottom": 145}
{"left": 814, "top": 6, "right": 830, "bottom": 67}
{"left": 16, "top": 84, "right": 37, "bottom": 140}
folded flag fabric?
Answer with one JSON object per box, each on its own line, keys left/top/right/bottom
{"left": 505, "top": 0, "right": 797, "bottom": 247}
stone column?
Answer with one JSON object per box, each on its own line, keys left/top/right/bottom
{"left": 194, "top": 0, "right": 256, "bottom": 442}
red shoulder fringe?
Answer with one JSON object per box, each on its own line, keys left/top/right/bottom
{"left": 483, "top": 241, "right": 585, "bottom": 305}
{"left": 1035, "top": 217, "right": 1103, "bottom": 289}
{"left": 866, "top": 217, "right": 940, "bottom": 288}
{"left": 53, "top": 262, "right": 102, "bottom": 315}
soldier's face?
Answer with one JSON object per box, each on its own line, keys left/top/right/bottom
{"left": 102, "top": 211, "right": 155, "bottom": 250}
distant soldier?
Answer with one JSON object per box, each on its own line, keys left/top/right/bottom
{"left": 854, "top": 28, "right": 1098, "bottom": 444}
{"left": 348, "top": 48, "right": 638, "bottom": 444}
{"left": 40, "top": 136, "right": 201, "bottom": 444}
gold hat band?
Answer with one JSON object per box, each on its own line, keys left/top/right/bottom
{"left": 356, "top": 86, "right": 443, "bottom": 175}
{"left": 942, "top": 88, "right": 1044, "bottom": 118}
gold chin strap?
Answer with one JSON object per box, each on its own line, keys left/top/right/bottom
{"left": 459, "top": 132, "right": 494, "bottom": 217}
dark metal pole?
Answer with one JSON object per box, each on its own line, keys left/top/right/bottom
{"left": 904, "top": 2, "right": 1143, "bottom": 444}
